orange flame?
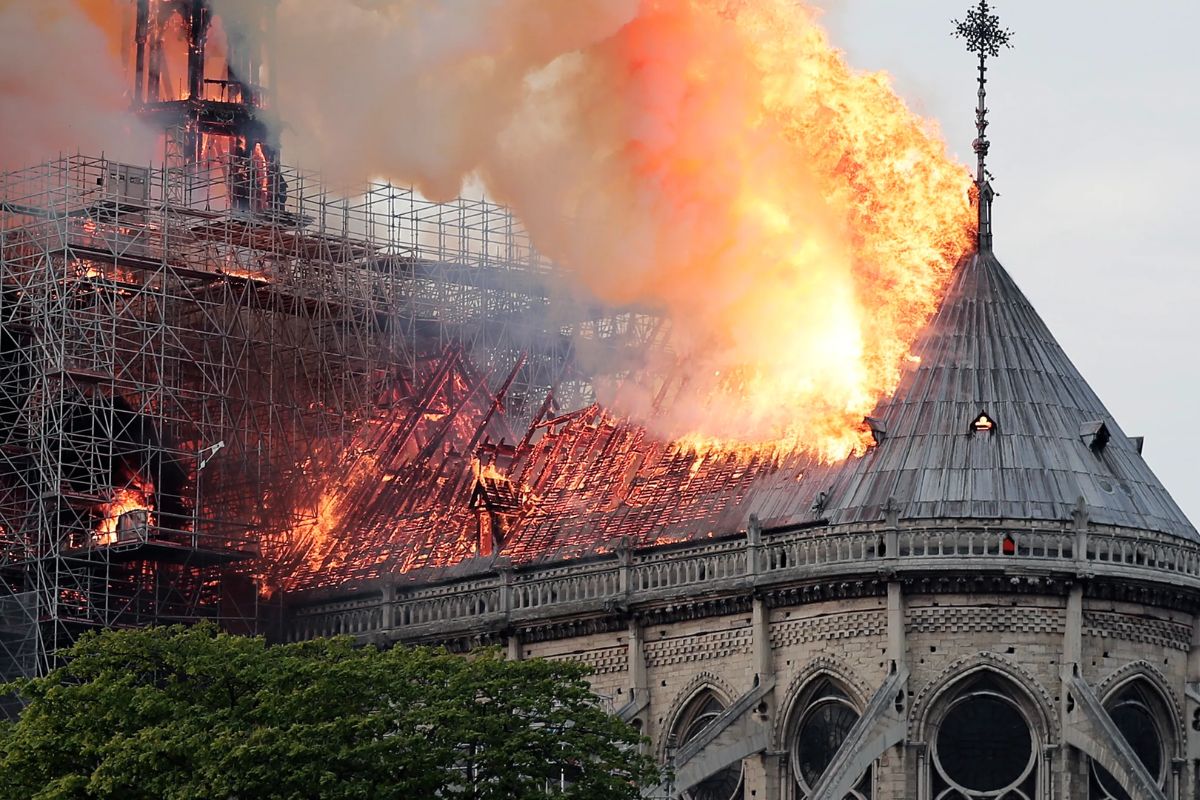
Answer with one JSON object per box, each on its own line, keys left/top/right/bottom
{"left": 543, "top": 0, "right": 973, "bottom": 461}
{"left": 289, "top": 491, "right": 344, "bottom": 568}
{"left": 472, "top": 457, "right": 506, "bottom": 482}
{"left": 96, "top": 474, "right": 155, "bottom": 545}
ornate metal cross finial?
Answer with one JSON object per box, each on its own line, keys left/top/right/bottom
{"left": 952, "top": 0, "right": 1013, "bottom": 253}
{"left": 953, "top": 1, "right": 1014, "bottom": 59}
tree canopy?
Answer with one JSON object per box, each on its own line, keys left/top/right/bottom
{"left": 0, "top": 624, "right": 660, "bottom": 800}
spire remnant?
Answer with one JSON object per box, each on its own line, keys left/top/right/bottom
{"left": 953, "top": 1, "right": 1013, "bottom": 253}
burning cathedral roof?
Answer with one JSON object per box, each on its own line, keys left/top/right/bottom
{"left": 274, "top": 246, "right": 1197, "bottom": 596}
{"left": 242, "top": 0, "right": 1192, "bottom": 598}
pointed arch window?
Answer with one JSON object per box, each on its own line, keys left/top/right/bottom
{"left": 672, "top": 690, "right": 744, "bottom": 800}
{"left": 787, "top": 678, "right": 871, "bottom": 799}
{"left": 1089, "top": 680, "right": 1172, "bottom": 800}
{"left": 928, "top": 674, "right": 1039, "bottom": 799}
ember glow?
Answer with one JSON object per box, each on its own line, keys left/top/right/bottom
{"left": 256, "top": 352, "right": 518, "bottom": 586}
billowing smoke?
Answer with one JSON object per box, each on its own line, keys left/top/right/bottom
{"left": 225, "top": 0, "right": 973, "bottom": 458}
{"left": 2, "top": 0, "right": 973, "bottom": 459}
{"left": 0, "top": 0, "right": 157, "bottom": 171}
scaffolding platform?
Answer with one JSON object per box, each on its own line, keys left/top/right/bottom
{"left": 0, "top": 151, "right": 664, "bottom": 679}
{"left": 63, "top": 539, "right": 254, "bottom": 568}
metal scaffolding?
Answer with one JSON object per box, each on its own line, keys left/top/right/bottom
{"left": 0, "top": 152, "right": 659, "bottom": 681}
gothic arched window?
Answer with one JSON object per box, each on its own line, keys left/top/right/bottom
{"left": 1089, "top": 680, "right": 1172, "bottom": 800}
{"left": 672, "top": 689, "right": 744, "bottom": 800}
{"left": 929, "top": 674, "right": 1039, "bottom": 799}
{"left": 787, "top": 678, "right": 871, "bottom": 799}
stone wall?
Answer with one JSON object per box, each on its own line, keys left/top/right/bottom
{"left": 282, "top": 518, "right": 1200, "bottom": 798}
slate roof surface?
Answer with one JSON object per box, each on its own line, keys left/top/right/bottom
{"left": 816, "top": 251, "right": 1196, "bottom": 537}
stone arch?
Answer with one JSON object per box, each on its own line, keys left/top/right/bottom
{"left": 777, "top": 657, "right": 877, "bottom": 800}
{"left": 1085, "top": 660, "right": 1185, "bottom": 798}
{"left": 1094, "top": 659, "right": 1186, "bottom": 758}
{"left": 912, "top": 653, "right": 1056, "bottom": 800}
{"left": 912, "top": 652, "right": 1056, "bottom": 748}
{"left": 773, "top": 656, "right": 871, "bottom": 750}
{"left": 909, "top": 651, "right": 1058, "bottom": 744}
{"left": 660, "top": 671, "right": 749, "bottom": 800}
{"left": 659, "top": 670, "right": 741, "bottom": 760}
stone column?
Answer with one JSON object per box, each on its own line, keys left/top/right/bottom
{"left": 499, "top": 565, "right": 520, "bottom": 661}
{"left": 750, "top": 514, "right": 779, "bottom": 800}
{"left": 1062, "top": 499, "right": 1089, "bottom": 800}
{"left": 1058, "top": 583, "right": 1084, "bottom": 799}
{"left": 629, "top": 616, "right": 648, "bottom": 703}
{"left": 380, "top": 580, "right": 396, "bottom": 632}
{"left": 887, "top": 581, "right": 906, "bottom": 671}
{"left": 754, "top": 595, "right": 773, "bottom": 681}
{"left": 1063, "top": 584, "right": 1083, "bottom": 668}
{"left": 1184, "top": 614, "right": 1200, "bottom": 799}
{"left": 883, "top": 499, "right": 909, "bottom": 797}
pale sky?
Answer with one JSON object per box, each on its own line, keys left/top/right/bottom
{"left": 818, "top": 1, "right": 1200, "bottom": 524}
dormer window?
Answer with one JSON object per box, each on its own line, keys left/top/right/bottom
{"left": 864, "top": 416, "right": 886, "bottom": 445}
{"left": 1079, "top": 420, "right": 1111, "bottom": 453}
{"left": 971, "top": 412, "right": 996, "bottom": 434}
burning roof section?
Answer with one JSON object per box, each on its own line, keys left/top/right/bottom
{"left": 262, "top": 348, "right": 519, "bottom": 591}
{"left": 274, "top": 248, "right": 1196, "bottom": 595}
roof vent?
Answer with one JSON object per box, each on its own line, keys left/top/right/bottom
{"left": 864, "top": 416, "right": 887, "bottom": 445}
{"left": 970, "top": 411, "right": 996, "bottom": 435}
{"left": 1079, "top": 420, "right": 1111, "bottom": 452}
{"left": 1129, "top": 436, "right": 1144, "bottom": 455}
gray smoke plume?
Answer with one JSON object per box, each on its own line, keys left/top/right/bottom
{"left": 0, "top": 0, "right": 157, "bottom": 171}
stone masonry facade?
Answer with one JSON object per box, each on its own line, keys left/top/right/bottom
{"left": 284, "top": 516, "right": 1200, "bottom": 799}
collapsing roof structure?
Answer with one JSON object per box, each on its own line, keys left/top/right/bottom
{"left": 273, "top": 0, "right": 1192, "bottom": 599}
{"left": 276, "top": 246, "right": 1196, "bottom": 598}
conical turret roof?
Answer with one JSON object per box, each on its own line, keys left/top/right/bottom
{"left": 819, "top": 251, "right": 1197, "bottom": 539}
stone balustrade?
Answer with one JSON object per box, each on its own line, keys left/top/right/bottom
{"left": 284, "top": 522, "right": 1200, "bottom": 643}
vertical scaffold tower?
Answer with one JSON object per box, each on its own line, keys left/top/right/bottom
{"left": 0, "top": 0, "right": 663, "bottom": 683}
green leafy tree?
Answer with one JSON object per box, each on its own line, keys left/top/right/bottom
{"left": 0, "top": 624, "right": 660, "bottom": 800}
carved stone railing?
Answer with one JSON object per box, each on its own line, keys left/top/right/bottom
{"left": 632, "top": 538, "right": 746, "bottom": 594}
{"left": 284, "top": 523, "right": 1200, "bottom": 643}
{"left": 510, "top": 560, "right": 621, "bottom": 614}
{"left": 393, "top": 576, "right": 505, "bottom": 628}
{"left": 289, "top": 590, "right": 384, "bottom": 641}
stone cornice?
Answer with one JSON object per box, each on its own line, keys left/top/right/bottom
{"left": 281, "top": 521, "right": 1200, "bottom": 648}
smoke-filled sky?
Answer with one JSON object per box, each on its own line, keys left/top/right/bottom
{"left": 0, "top": 0, "right": 1195, "bottom": 522}
{"left": 246, "top": 0, "right": 976, "bottom": 461}
{"left": 820, "top": 1, "right": 1199, "bottom": 522}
